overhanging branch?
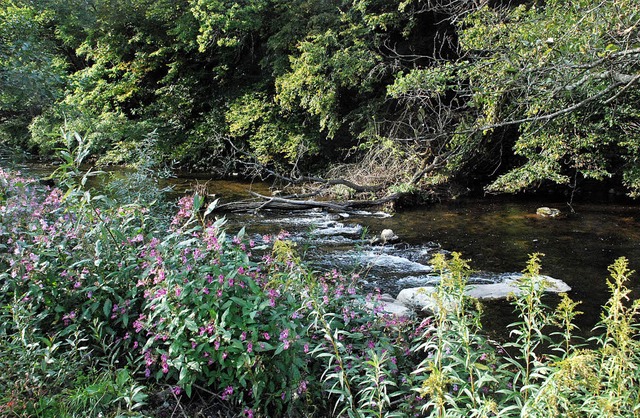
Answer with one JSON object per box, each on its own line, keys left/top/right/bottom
{"left": 475, "top": 80, "right": 626, "bottom": 132}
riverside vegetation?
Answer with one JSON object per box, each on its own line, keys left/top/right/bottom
{"left": 2, "top": 0, "right": 640, "bottom": 203}
{"left": 1, "top": 136, "right": 640, "bottom": 417}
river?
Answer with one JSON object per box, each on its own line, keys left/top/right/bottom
{"left": 161, "top": 175, "right": 640, "bottom": 336}
{"left": 6, "top": 159, "right": 640, "bottom": 336}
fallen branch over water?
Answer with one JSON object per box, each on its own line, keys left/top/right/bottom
{"left": 214, "top": 191, "right": 402, "bottom": 213}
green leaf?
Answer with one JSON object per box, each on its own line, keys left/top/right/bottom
{"left": 103, "top": 299, "right": 112, "bottom": 318}
{"left": 185, "top": 318, "right": 198, "bottom": 333}
{"left": 203, "top": 198, "right": 219, "bottom": 218}
{"left": 193, "top": 194, "right": 205, "bottom": 212}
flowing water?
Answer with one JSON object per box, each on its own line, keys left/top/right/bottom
{"left": 5, "top": 157, "right": 640, "bottom": 334}
{"left": 181, "top": 180, "right": 640, "bottom": 334}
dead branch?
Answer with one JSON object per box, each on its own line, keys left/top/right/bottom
{"left": 473, "top": 80, "right": 626, "bottom": 132}
{"left": 213, "top": 191, "right": 402, "bottom": 213}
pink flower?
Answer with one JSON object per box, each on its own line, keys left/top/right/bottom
{"left": 221, "top": 386, "right": 234, "bottom": 400}
{"left": 279, "top": 328, "right": 289, "bottom": 341}
{"left": 62, "top": 310, "right": 77, "bottom": 326}
{"left": 171, "top": 196, "right": 195, "bottom": 226}
{"left": 297, "top": 380, "right": 308, "bottom": 394}
{"left": 144, "top": 350, "right": 155, "bottom": 366}
{"left": 154, "top": 269, "right": 166, "bottom": 284}
{"left": 161, "top": 353, "right": 169, "bottom": 373}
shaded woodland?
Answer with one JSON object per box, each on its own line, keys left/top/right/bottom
{"left": 1, "top": 0, "right": 639, "bottom": 204}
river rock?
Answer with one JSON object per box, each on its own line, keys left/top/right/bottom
{"left": 371, "top": 229, "right": 400, "bottom": 245}
{"left": 397, "top": 274, "right": 571, "bottom": 313}
{"left": 364, "top": 294, "right": 413, "bottom": 317}
{"left": 536, "top": 207, "right": 561, "bottom": 217}
{"left": 396, "top": 286, "right": 457, "bottom": 313}
{"left": 378, "top": 300, "right": 413, "bottom": 317}
{"left": 380, "top": 293, "right": 396, "bottom": 303}
{"left": 467, "top": 274, "right": 571, "bottom": 299}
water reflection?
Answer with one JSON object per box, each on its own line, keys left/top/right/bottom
{"left": 366, "top": 199, "right": 640, "bottom": 331}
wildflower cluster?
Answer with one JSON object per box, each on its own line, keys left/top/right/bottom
{"left": 0, "top": 166, "right": 150, "bottom": 415}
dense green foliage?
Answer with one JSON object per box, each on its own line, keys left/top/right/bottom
{"left": 2, "top": 142, "right": 640, "bottom": 416}
{"left": 1, "top": 0, "right": 640, "bottom": 196}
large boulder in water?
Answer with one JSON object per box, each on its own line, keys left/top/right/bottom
{"left": 364, "top": 293, "right": 413, "bottom": 317}
{"left": 397, "top": 274, "right": 571, "bottom": 313}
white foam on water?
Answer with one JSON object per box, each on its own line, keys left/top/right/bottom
{"left": 360, "top": 251, "right": 434, "bottom": 273}
{"left": 255, "top": 211, "right": 340, "bottom": 226}
{"left": 349, "top": 210, "right": 393, "bottom": 218}
{"left": 304, "top": 235, "right": 357, "bottom": 245}
{"left": 312, "top": 222, "right": 363, "bottom": 236}
{"left": 396, "top": 275, "right": 440, "bottom": 287}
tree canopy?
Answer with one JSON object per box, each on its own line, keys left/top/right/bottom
{"left": 1, "top": 0, "right": 639, "bottom": 199}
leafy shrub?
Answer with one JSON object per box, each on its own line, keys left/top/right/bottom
{"left": 133, "top": 194, "right": 422, "bottom": 416}
{"left": 0, "top": 140, "right": 152, "bottom": 416}
{"left": 133, "top": 198, "right": 312, "bottom": 414}
{"left": 0, "top": 138, "right": 417, "bottom": 416}
{"left": 410, "top": 252, "right": 640, "bottom": 418}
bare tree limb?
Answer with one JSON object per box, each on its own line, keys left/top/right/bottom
{"left": 474, "top": 81, "right": 626, "bottom": 132}
{"left": 213, "top": 191, "right": 402, "bottom": 213}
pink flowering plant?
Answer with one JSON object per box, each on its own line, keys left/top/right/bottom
{"left": 135, "top": 206, "right": 314, "bottom": 412}
{"left": 0, "top": 157, "right": 420, "bottom": 416}
{"left": 0, "top": 166, "right": 152, "bottom": 415}
{"left": 134, "top": 193, "right": 421, "bottom": 415}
